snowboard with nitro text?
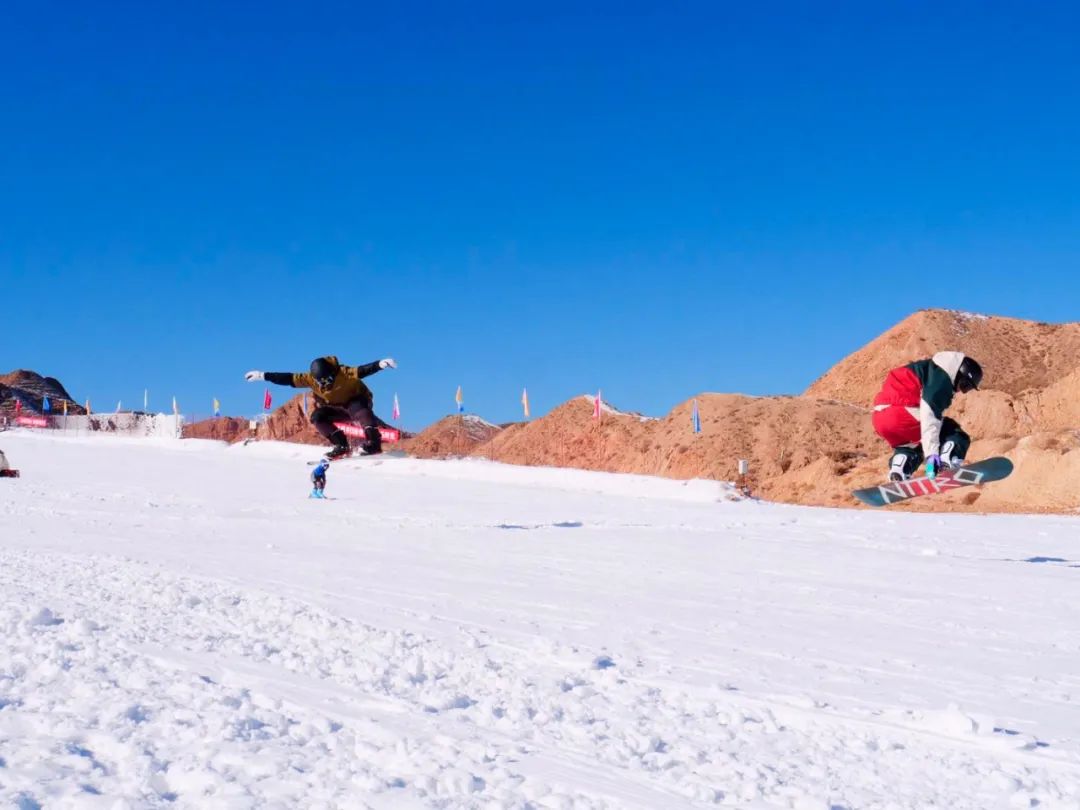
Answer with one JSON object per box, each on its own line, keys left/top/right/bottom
{"left": 853, "top": 457, "right": 1013, "bottom": 508}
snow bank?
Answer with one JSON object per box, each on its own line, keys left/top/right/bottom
{"left": 1, "top": 432, "right": 1079, "bottom": 808}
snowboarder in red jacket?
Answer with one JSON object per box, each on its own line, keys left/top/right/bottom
{"left": 872, "top": 352, "right": 983, "bottom": 481}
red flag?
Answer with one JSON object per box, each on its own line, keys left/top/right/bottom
{"left": 263, "top": 389, "right": 272, "bottom": 411}
{"left": 14, "top": 399, "right": 21, "bottom": 416}
{"left": 594, "top": 390, "right": 601, "bottom": 421}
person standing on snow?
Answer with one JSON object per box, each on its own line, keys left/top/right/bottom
{"left": 871, "top": 351, "right": 983, "bottom": 481}
{"left": 245, "top": 355, "right": 397, "bottom": 459}
{"left": 310, "top": 458, "right": 330, "bottom": 498}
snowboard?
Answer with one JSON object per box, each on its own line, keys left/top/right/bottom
{"left": 852, "top": 456, "right": 1013, "bottom": 508}
{"left": 307, "top": 449, "right": 407, "bottom": 466}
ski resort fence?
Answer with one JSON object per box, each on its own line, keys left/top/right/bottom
{"left": 5, "top": 413, "right": 185, "bottom": 439}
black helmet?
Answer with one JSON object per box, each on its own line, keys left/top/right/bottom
{"left": 955, "top": 356, "right": 982, "bottom": 393}
{"left": 310, "top": 357, "right": 338, "bottom": 392}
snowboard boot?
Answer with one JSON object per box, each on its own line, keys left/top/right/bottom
{"left": 939, "top": 438, "right": 967, "bottom": 469}
{"left": 325, "top": 444, "right": 350, "bottom": 461}
{"left": 888, "top": 447, "right": 922, "bottom": 482}
{"left": 359, "top": 425, "right": 383, "bottom": 456}
{"left": 938, "top": 419, "right": 971, "bottom": 469}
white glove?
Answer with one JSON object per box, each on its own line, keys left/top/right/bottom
{"left": 245, "top": 370, "right": 265, "bottom": 382}
{"left": 379, "top": 358, "right": 397, "bottom": 369}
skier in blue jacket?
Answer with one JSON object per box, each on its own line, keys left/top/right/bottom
{"left": 310, "top": 459, "right": 329, "bottom": 499}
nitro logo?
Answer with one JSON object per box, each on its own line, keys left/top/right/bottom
{"left": 876, "top": 467, "right": 987, "bottom": 505}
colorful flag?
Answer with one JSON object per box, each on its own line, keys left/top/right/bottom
{"left": 455, "top": 385, "right": 464, "bottom": 413}
{"left": 692, "top": 398, "right": 701, "bottom": 434}
{"left": 172, "top": 396, "right": 178, "bottom": 416}
{"left": 522, "top": 387, "right": 530, "bottom": 419}
{"left": 594, "top": 390, "right": 602, "bottom": 421}
{"left": 213, "top": 398, "right": 221, "bottom": 417}
{"left": 85, "top": 399, "right": 91, "bottom": 415}
{"left": 263, "top": 389, "right": 272, "bottom": 411}
{"left": 63, "top": 399, "right": 68, "bottom": 416}
{"left": 42, "top": 396, "right": 51, "bottom": 413}
{"left": 392, "top": 393, "right": 401, "bottom": 421}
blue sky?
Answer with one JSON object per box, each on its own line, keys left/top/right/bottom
{"left": 3, "top": 2, "right": 1079, "bottom": 428}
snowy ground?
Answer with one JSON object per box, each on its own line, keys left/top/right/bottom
{"left": 1, "top": 431, "right": 1080, "bottom": 809}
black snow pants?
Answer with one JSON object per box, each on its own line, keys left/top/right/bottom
{"left": 310, "top": 396, "right": 387, "bottom": 454}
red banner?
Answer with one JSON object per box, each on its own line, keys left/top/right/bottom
{"left": 333, "top": 422, "right": 401, "bottom": 443}
{"left": 263, "top": 389, "right": 272, "bottom": 411}
{"left": 15, "top": 416, "right": 49, "bottom": 428}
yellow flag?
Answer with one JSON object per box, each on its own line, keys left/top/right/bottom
{"left": 63, "top": 400, "right": 68, "bottom": 416}
{"left": 522, "top": 387, "right": 530, "bottom": 419}
{"left": 213, "top": 398, "right": 220, "bottom": 416}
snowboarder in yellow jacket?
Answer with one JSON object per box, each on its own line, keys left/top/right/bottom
{"left": 245, "top": 355, "right": 396, "bottom": 459}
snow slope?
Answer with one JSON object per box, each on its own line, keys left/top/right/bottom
{"left": 1, "top": 431, "right": 1079, "bottom": 809}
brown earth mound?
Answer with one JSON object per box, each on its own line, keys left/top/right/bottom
{"left": 183, "top": 396, "right": 324, "bottom": 446}
{"left": 257, "top": 395, "right": 325, "bottom": 445}
{"left": 474, "top": 394, "right": 880, "bottom": 503}
{"left": 0, "top": 369, "right": 83, "bottom": 417}
{"left": 402, "top": 414, "right": 503, "bottom": 458}
{"left": 805, "top": 309, "right": 1080, "bottom": 404}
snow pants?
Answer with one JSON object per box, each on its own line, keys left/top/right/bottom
{"left": 310, "top": 396, "right": 384, "bottom": 454}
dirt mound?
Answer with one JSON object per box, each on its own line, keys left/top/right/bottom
{"left": 181, "top": 397, "right": 338, "bottom": 446}
{"left": 805, "top": 310, "right": 1080, "bottom": 405}
{"left": 404, "top": 414, "right": 503, "bottom": 458}
{"left": 474, "top": 393, "right": 878, "bottom": 484}
{"left": 255, "top": 395, "right": 325, "bottom": 445}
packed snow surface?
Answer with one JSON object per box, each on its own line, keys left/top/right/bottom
{"left": 1, "top": 431, "right": 1080, "bottom": 809}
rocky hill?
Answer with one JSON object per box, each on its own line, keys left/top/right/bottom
{"left": 0, "top": 370, "right": 83, "bottom": 417}
{"left": 400, "top": 414, "right": 502, "bottom": 458}
{"left": 409, "top": 394, "right": 880, "bottom": 507}
{"left": 805, "top": 309, "right": 1080, "bottom": 404}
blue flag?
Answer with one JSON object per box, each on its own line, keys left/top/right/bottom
{"left": 42, "top": 396, "right": 51, "bottom": 413}
{"left": 692, "top": 399, "right": 701, "bottom": 434}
